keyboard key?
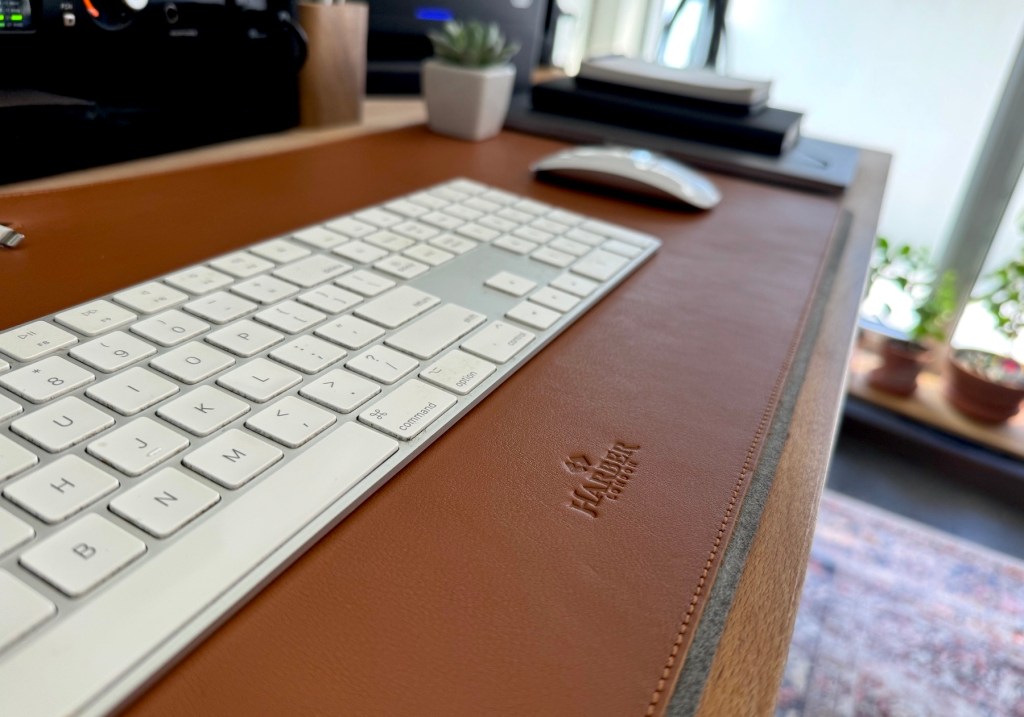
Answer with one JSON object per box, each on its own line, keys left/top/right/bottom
{"left": 571, "top": 249, "right": 630, "bottom": 281}
{"left": 209, "top": 251, "right": 274, "bottom": 278}
{"left": 602, "top": 239, "right": 645, "bottom": 258}
{"left": 205, "top": 319, "right": 284, "bottom": 357}
{"left": 531, "top": 218, "right": 571, "bottom": 235}
{"left": 109, "top": 468, "right": 220, "bottom": 539}
{"left": 131, "top": 310, "right": 210, "bottom": 347}
{"left": 513, "top": 226, "right": 553, "bottom": 244}
{"left": 408, "top": 192, "right": 450, "bottom": 210}
{"left": 496, "top": 207, "right": 532, "bottom": 224}
{"left": 269, "top": 335, "right": 345, "bottom": 374}
{"left": 354, "top": 286, "right": 440, "bottom": 329}
{"left": 547, "top": 209, "right": 585, "bottom": 226}
{"left": 183, "top": 291, "right": 257, "bottom": 324}
{"left": 109, "top": 467, "right": 220, "bottom": 539}
{"left": 183, "top": 429, "right": 283, "bottom": 489}
{"left": 299, "top": 369, "right": 380, "bottom": 413}
{"left": 245, "top": 396, "right": 336, "bottom": 448}
{"left": 444, "top": 204, "right": 483, "bottom": 222}
{"left": 461, "top": 321, "right": 536, "bottom": 364}
{"left": 550, "top": 273, "right": 599, "bottom": 297}
{"left": 1, "top": 356, "right": 95, "bottom": 404}
{"left": 477, "top": 214, "right": 518, "bottom": 233}
{"left": 0, "top": 509, "right": 34, "bottom": 557}
{"left": 149, "top": 342, "right": 235, "bottom": 384}
{"left": 392, "top": 220, "right": 439, "bottom": 242}
{"left": 485, "top": 271, "right": 537, "bottom": 297}
{"left": 249, "top": 238, "right": 311, "bottom": 264}
{"left": 0, "top": 321, "right": 78, "bottom": 362}
{"left": 364, "top": 230, "right": 415, "bottom": 253}
{"left": 70, "top": 331, "right": 157, "bottom": 373}
{"left": 157, "top": 385, "right": 250, "bottom": 437}
{"left": 479, "top": 189, "right": 517, "bottom": 206}
{"left": 456, "top": 223, "right": 500, "bottom": 242}
{"left": 21, "top": 513, "right": 146, "bottom": 597}
{"left": 297, "top": 285, "right": 363, "bottom": 315}
{"left": 0, "top": 357, "right": 7, "bottom": 373}
{"left": 87, "top": 417, "right": 189, "bottom": 477}
{"left": 506, "top": 301, "right": 562, "bottom": 330}
{"left": 493, "top": 235, "right": 537, "bottom": 255}
{"left": 272, "top": 255, "right": 351, "bottom": 288}
{"left": 565, "top": 227, "right": 605, "bottom": 246}
{"left": 346, "top": 345, "right": 418, "bottom": 385}
{"left": 548, "top": 237, "right": 591, "bottom": 257}
{"left": 514, "top": 198, "right": 551, "bottom": 215}
{"left": 352, "top": 207, "right": 403, "bottom": 228}
{"left": 217, "top": 358, "right": 301, "bottom": 402}
{"left": 85, "top": 367, "right": 179, "bottom": 416}
{"left": 4, "top": 456, "right": 119, "bottom": 524}
{"left": 332, "top": 240, "right": 388, "bottom": 265}
{"left": 531, "top": 247, "right": 575, "bottom": 268}
{"left": 358, "top": 379, "right": 456, "bottom": 441}
{"left": 530, "top": 287, "right": 580, "bottom": 313}
{"left": 324, "top": 216, "right": 376, "bottom": 238}
{"left": 113, "top": 283, "right": 189, "bottom": 314}
{"left": 315, "top": 315, "right": 385, "bottom": 350}
{"left": 0, "top": 394, "right": 23, "bottom": 422}
{"left": 429, "top": 233, "right": 477, "bottom": 255}
{"left": 11, "top": 396, "right": 114, "bottom": 453}
{"left": 464, "top": 196, "right": 502, "bottom": 213}
{"left": 254, "top": 300, "right": 327, "bottom": 334}
{"left": 386, "top": 304, "right": 486, "bottom": 360}
{"left": 55, "top": 300, "right": 136, "bottom": 336}
{"left": 384, "top": 198, "right": 429, "bottom": 218}
{"left": 447, "top": 179, "right": 487, "bottom": 195}
{"left": 419, "top": 350, "right": 496, "bottom": 395}
{"left": 428, "top": 186, "right": 469, "bottom": 202}
{"left": 581, "top": 219, "right": 658, "bottom": 248}
{"left": 0, "top": 570, "right": 55, "bottom": 651}
{"left": 420, "top": 211, "right": 464, "bottom": 231}
{"left": 373, "top": 255, "right": 429, "bottom": 280}
{"left": 403, "top": 244, "right": 453, "bottom": 267}
{"left": 0, "top": 434, "right": 37, "bottom": 482}
{"left": 231, "top": 276, "right": 300, "bottom": 304}
{"left": 164, "top": 266, "right": 233, "bottom": 295}
{"left": 292, "top": 226, "right": 346, "bottom": 250}
{"left": 335, "top": 269, "right": 396, "bottom": 297}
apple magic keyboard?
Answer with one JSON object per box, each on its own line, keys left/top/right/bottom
{"left": 0, "top": 178, "right": 659, "bottom": 716}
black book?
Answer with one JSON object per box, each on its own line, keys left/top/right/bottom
{"left": 531, "top": 78, "right": 802, "bottom": 156}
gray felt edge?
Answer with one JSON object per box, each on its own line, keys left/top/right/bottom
{"left": 665, "top": 209, "right": 855, "bottom": 717}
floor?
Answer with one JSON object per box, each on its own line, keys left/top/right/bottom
{"left": 826, "top": 397, "right": 1024, "bottom": 561}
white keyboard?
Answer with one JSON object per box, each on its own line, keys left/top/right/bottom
{"left": 0, "top": 179, "right": 658, "bottom": 716}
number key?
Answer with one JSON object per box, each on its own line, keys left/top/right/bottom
{"left": 0, "top": 356, "right": 95, "bottom": 404}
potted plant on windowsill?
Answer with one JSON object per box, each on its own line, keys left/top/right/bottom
{"left": 864, "top": 237, "right": 955, "bottom": 397}
{"left": 945, "top": 246, "right": 1024, "bottom": 423}
{"left": 423, "top": 20, "right": 520, "bottom": 141}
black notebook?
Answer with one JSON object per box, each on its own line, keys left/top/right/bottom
{"left": 532, "top": 78, "right": 802, "bottom": 156}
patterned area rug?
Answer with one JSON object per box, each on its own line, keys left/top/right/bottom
{"left": 777, "top": 490, "right": 1024, "bottom": 717}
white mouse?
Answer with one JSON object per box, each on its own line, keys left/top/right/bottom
{"left": 531, "top": 145, "right": 722, "bottom": 210}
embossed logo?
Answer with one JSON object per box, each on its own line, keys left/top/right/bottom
{"left": 564, "top": 442, "right": 640, "bottom": 518}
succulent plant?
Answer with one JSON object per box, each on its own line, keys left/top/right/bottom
{"left": 427, "top": 20, "right": 520, "bottom": 68}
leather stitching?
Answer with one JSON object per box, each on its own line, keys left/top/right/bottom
{"left": 643, "top": 347, "right": 794, "bottom": 716}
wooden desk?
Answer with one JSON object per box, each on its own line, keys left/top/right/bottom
{"left": 0, "top": 107, "right": 887, "bottom": 716}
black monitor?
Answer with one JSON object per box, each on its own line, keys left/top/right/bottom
{"left": 367, "top": 0, "right": 548, "bottom": 94}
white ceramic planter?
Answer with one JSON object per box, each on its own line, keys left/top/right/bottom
{"left": 422, "top": 59, "right": 516, "bottom": 141}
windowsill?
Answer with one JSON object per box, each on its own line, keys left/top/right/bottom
{"left": 848, "top": 345, "right": 1024, "bottom": 459}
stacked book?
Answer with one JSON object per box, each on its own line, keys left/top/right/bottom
{"left": 531, "top": 56, "right": 802, "bottom": 156}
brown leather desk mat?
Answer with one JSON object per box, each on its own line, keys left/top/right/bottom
{"left": 0, "top": 127, "right": 846, "bottom": 716}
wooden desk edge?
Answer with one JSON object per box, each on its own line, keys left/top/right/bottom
{"left": 695, "top": 150, "right": 890, "bottom": 716}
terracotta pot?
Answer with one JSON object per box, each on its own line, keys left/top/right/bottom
{"left": 867, "top": 338, "right": 929, "bottom": 397}
{"left": 945, "top": 349, "right": 1024, "bottom": 424}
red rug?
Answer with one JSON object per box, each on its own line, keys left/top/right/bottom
{"left": 777, "top": 490, "right": 1024, "bottom": 716}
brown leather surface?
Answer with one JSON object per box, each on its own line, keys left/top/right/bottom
{"left": 0, "top": 127, "right": 844, "bottom": 716}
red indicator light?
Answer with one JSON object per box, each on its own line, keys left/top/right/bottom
{"left": 83, "top": 0, "right": 99, "bottom": 17}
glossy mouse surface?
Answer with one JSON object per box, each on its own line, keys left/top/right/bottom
{"left": 531, "top": 145, "right": 722, "bottom": 210}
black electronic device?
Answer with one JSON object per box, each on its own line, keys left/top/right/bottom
{"left": 366, "top": 0, "right": 547, "bottom": 94}
{"left": 0, "top": 0, "right": 306, "bottom": 184}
